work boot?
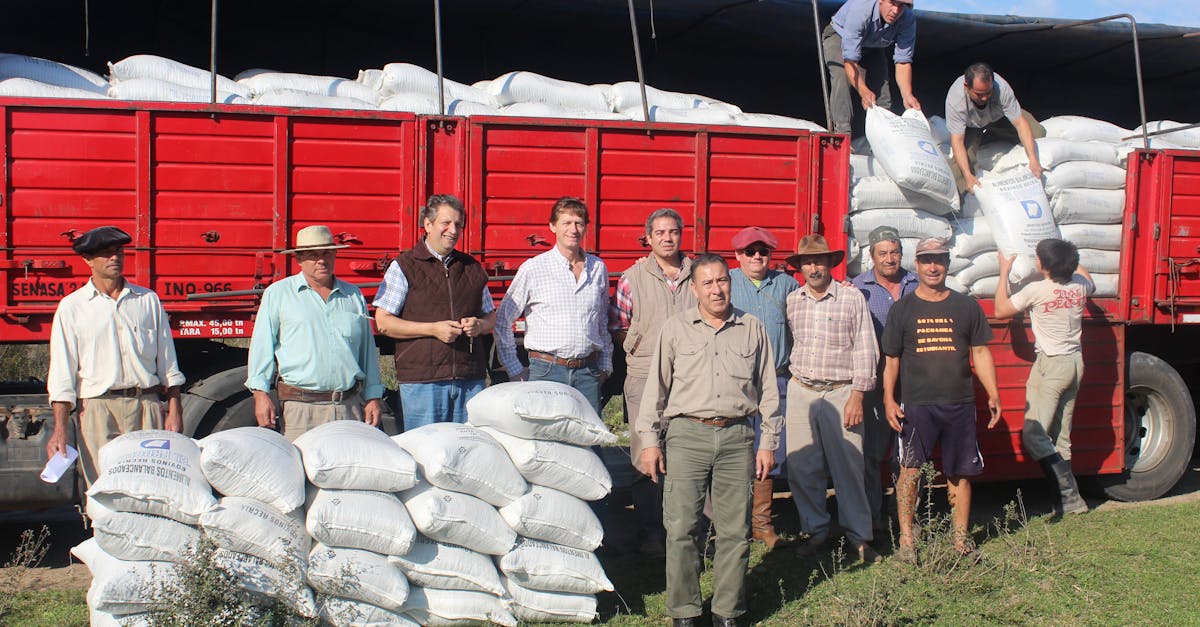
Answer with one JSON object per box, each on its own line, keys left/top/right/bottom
{"left": 1039, "top": 454, "right": 1089, "bottom": 515}
{"left": 751, "top": 478, "right": 784, "bottom": 550}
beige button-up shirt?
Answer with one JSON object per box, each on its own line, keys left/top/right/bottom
{"left": 635, "top": 307, "right": 782, "bottom": 451}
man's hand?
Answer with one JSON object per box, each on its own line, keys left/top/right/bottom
{"left": 253, "top": 390, "right": 276, "bottom": 429}
{"left": 885, "top": 400, "right": 905, "bottom": 433}
{"left": 45, "top": 428, "right": 68, "bottom": 460}
{"left": 1028, "top": 161, "right": 1044, "bottom": 180}
{"left": 46, "top": 401, "right": 72, "bottom": 460}
{"left": 965, "top": 172, "right": 981, "bottom": 193}
{"left": 755, "top": 449, "right": 776, "bottom": 480}
{"left": 843, "top": 391, "right": 864, "bottom": 429}
{"left": 859, "top": 88, "right": 877, "bottom": 110}
{"left": 986, "top": 396, "right": 1003, "bottom": 428}
{"left": 363, "top": 398, "right": 382, "bottom": 427}
{"left": 640, "top": 446, "right": 666, "bottom": 483}
{"left": 511, "top": 369, "right": 528, "bottom": 382}
{"left": 164, "top": 401, "right": 183, "bottom": 433}
{"left": 432, "top": 320, "right": 464, "bottom": 344}
{"left": 997, "top": 253, "right": 1016, "bottom": 279}
{"left": 903, "top": 93, "right": 921, "bottom": 111}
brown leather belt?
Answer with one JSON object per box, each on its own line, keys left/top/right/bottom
{"left": 528, "top": 350, "right": 597, "bottom": 369}
{"left": 794, "top": 377, "right": 852, "bottom": 392}
{"left": 103, "top": 386, "right": 162, "bottom": 398}
{"left": 277, "top": 381, "right": 359, "bottom": 403}
{"left": 683, "top": 415, "right": 748, "bottom": 428}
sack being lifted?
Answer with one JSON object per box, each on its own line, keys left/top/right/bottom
{"left": 974, "top": 167, "right": 1061, "bottom": 283}
{"left": 865, "top": 106, "right": 960, "bottom": 212}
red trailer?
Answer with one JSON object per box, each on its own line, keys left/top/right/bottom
{"left": 0, "top": 97, "right": 1195, "bottom": 507}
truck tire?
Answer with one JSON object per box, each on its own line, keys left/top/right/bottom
{"left": 183, "top": 366, "right": 259, "bottom": 439}
{"left": 1097, "top": 352, "right": 1197, "bottom": 501}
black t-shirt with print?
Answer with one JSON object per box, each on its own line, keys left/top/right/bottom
{"left": 880, "top": 289, "right": 993, "bottom": 406}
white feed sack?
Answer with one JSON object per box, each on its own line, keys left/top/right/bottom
{"left": 506, "top": 577, "right": 598, "bottom": 624}
{"left": 850, "top": 175, "right": 958, "bottom": 215}
{"left": 308, "top": 543, "right": 410, "bottom": 612}
{"left": 1078, "top": 249, "right": 1121, "bottom": 274}
{"left": 992, "top": 138, "right": 1121, "bottom": 172}
{"left": 254, "top": 89, "right": 376, "bottom": 110}
{"left": 849, "top": 208, "right": 953, "bottom": 241}
{"left": 502, "top": 101, "right": 629, "bottom": 121}
{"left": 1136, "top": 120, "right": 1200, "bottom": 149}
{"left": 865, "top": 106, "right": 960, "bottom": 211}
{"left": 393, "top": 423, "right": 528, "bottom": 507}
{"left": 969, "top": 275, "right": 1001, "bottom": 297}
{"left": 499, "top": 485, "right": 604, "bottom": 551}
{"left": 199, "top": 496, "right": 310, "bottom": 571}
{"left": 87, "top": 430, "right": 216, "bottom": 525}
{"left": 478, "top": 426, "right": 611, "bottom": 501}
{"left": 1117, "top": 136, "right": 1187, "bottom": 167}
{"left": 735, "top": 112, "right": 826, "bottom": 131}
{"left": 379, "top": 62, "right": 496, "bottom": 106}
{"left": 1059, "top": 223, "right": 1123, "bottom": 250}
{"left": 238, "top": 72, "right": 378, "bottom": 104}
{"left": 621, "top": 104, "right": 736, "bottom": 125}
{"left": 499, "top": 538, "right": 614, "bottom": 594}
{"left": 849, "top": 154, "right": 881, "bottom": 181}
{"left": 953, "top": 251, "right": 1000, "bottom": 289}
{"left": 0, "top": 52, "right": 109, "bottom": 93}
{"left": 214, "top": 548, "right": 317, "bottom": 617}
{"left": 974, "top": 141, "right": 1017, "bottom": 173}
{"left": 403, "top": 586, "right": 518, "bottom": 627}
{"left": 199, "top": 426, "right": 305, "bottom": 513}
{"left": 0, "top": 77, "right": 110, "bottom": 99}
{"left": 319, "top": 595, "right": 421, "bottom": 627}
{"left": 490, "top": 71, "right": 611, "bottom": 112}
{"left": 388, "top": 535, "right": 506, "bottom": 595}
{"left": 466, "top": 380, "right": 617, "bottom": 446}
{"left": 926, "top": 115, "right": 954, "bottom": 157}
{"left": 446, "top": 98, "right": 501, "bottom": 116}
{"left": 293, "top": 420, "right": 418, "bottom": 491}
{"left": 399, "top": 481, "right": 517, "bottom": 555}
{"left": 1091, "top": 274, "right": 1119, "bottom": 297}
{"left": 1040, "top": 115, "right": 1132, "bottom": 144}
{"left": 1051, "top": 188, "right": 1126, "bottom": 225}
{"left": 88, "top": 498, "right": 201, "bottom": 563}
{"left": 378, "top": 92, "right": 441, "bottom": 114}
{"left": 357, "top": 68, "right": 385, "bottom": 91}
{"left": 108, "top": 54, "right": 250, "bottom": 98}
{"left": 974, "top": 167, "right": 1061, "bottom": 283}
{"left": 107, "top": 78, "right": 246, "bottom": 105}
{"left": 610, "top": 81, "right": 742, "bottom": 114}
{"left": 73, "top": 538, "right": 176, "bottom": 616}
{"left": 1043, "top": 161, "right": 1127, "bottom": 196}
{"left": 948, "top": 216, "right": 996, "bottom": 258}
{"left": 306, "top": 488, "right": 417, "bottom": 556}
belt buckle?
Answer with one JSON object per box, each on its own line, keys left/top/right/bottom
{"left": 330, "top": 389, "right": 344, "bottom": 402}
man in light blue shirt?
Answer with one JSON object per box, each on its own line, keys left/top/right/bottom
{"left": 825, "top": 0, "right": 920, "bottom": 134}
{"left": 246, "top": 225, "right": 384, "bottom": 441}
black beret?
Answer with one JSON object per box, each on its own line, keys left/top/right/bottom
{"left": 73, "top": 226, "right": 132, "bottom": 255}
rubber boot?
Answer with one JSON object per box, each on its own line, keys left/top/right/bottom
{"left": 1038, "top": 453, "right": 1089, "bottom": 515}
{"left": 751, "top": 478, "right": 783, "bottom": 550}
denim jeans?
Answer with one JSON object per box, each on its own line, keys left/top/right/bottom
{"left": 398, "top": 378, "right": 486, "bottom": 433}
{"left": 526, "top": 358, "right": 603, "bottom": 415}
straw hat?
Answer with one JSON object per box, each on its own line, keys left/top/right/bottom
{"left": 281, "top": 225, "right": 349, "bottom": 254}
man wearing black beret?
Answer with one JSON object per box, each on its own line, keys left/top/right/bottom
{"left": 46, "top": 226, "right": 185, "bottom": 485}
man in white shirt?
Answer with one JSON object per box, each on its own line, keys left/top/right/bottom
{"left": 46, "top": 226, "right": 186, "bottom": 485}
{"left": 994, "top": 238, "right": 1093, "bottom": 515}
{"left": 495, "top": 196, "right": 614, "bottom": 413}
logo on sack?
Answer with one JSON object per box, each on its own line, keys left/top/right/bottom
{"left": 1021, "top": 200, "right": 1043, "bottom": 219}
{"left": 917, "top": 140, "right": 938, "bottom": 156}
{"left": 140, "top": 439, "right": 171, "bottom": 450}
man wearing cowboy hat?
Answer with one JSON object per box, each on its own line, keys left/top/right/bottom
{"left": 783, "top": 234, "right": 881, "bottom": 563}
{"left": 46, "top": 226, "right": 186, "bottom": 485}
{"left": 246, "top": 225, "right": 384, "bottom": 441}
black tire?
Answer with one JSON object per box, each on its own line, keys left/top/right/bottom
{"left": 198, "top": 390, "right": 259, "bottom": 437}
{"left": 1097, "top": 352, "right": 1197, "bottom": 501}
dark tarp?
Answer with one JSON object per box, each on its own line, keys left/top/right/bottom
{"left": 2, "top": 1, "right": 1197, "bottom": 129}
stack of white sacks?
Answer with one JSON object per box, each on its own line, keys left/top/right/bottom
{"left": 0, "top": 51, "right": 825, "bottom": 130}
{"left": 72, "top": 380, "right": 616, "bottom": 626}
{"left": 848, "top": 110, "right": 1200, "bottom": 298}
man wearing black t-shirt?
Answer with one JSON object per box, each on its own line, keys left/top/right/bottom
{"left": 881, "top": 237, "right": 1002, "bottom": 563}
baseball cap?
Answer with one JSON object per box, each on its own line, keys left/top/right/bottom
{"left": 731, "top": 226, "right": 779, "bottom": 251}
{"left": 868, "top": 226, "right": 901, "bottom": 248}
{"left": 914, "top": 237, "right": 950, "bottom": 257}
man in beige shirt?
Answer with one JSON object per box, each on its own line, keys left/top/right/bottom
{"left": 637, "top": 253, "right": 781, "bottom": 627}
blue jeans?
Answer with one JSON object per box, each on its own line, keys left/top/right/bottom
{"left": 526, "top": 358, "right": 603, "bottom": 415}
{"left": 398, "top": 378, "right": 486, "bottom": 433}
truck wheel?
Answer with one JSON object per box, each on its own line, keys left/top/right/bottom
{"left": 1098, "top": 352, "right": 1196, "bottom": 501}
{"left": 183, "top": 366, "right": 260, "bottom": 439}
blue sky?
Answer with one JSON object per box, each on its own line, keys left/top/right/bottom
{"left": 916, "top": 1, "right": 1200, "bottom": 28}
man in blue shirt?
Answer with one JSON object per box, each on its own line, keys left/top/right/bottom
{"left": 825, "top": 0, "right": 920, "bottom": 134}
{"left": 246, "top": 225, "right": 384, "bottom": 441}
{"left": 729, "top": 226, "right": 799, "bottom": 550}
{"left": 851, "top": 226, "right": 917, "bottom": 532}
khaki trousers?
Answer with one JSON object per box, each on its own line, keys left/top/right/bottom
{"left": 785, "top": 380, "right": 872, "bottom": 545}
{"left": 1022, "top": 352, "right": 1084, "bottom": 461}
{"left": 280, "top": 391, "right": 365, "bottom": 442}
{"left": 79, "top": 394, "right": 165, "bottom": 487}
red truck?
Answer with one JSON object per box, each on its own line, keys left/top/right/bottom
{"left": 0, "top": 97, "right": 1194, "bottom": 508}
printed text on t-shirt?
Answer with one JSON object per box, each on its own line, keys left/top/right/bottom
{"left": 915, "top": 317, "right": 957, "bottom": 353}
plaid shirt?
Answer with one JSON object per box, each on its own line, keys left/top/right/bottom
{"left": 373, "top": 256, "right": 495, "bottom": 316}
{"left": 851, "top": 268, "right": 917, "bottom": 340}
{"left": 608, "top": 269, "right": 686, "bottom": 330}
{"left": 786, "top": 281, "right": 878, "bottom": 392}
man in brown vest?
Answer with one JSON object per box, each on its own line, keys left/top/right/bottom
{"left": 610, "top": 208, "right": 697, "bottom": 556}
{"left": 374, "top": 194, "right": 495, "bottom": 432}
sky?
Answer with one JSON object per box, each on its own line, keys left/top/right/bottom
{"left": 915, "top": 0, "right": 1200, "bottom": 29}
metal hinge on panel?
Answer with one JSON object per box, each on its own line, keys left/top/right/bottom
{"left": 1154, "top": 224, "right": 1161, "bottom": 240}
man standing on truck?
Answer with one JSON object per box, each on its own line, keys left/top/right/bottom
{"left": 610, "top": 208, "right": 696, "bottom": 557}
{"left": 945, "top": 61, "right": 1046, "bottom": 193}
{"left": 495, "top": 196, "right": 613, "bottom": 414}
{"left": 882, "top": 237, "right": 1002, "bottom": 562}
{"left": 993, "top": 239, "right": 1093, "bottom": 515}
{"left": 46, "top": 226, "right": 186, "bottom": 486}
{"left": 246, "top": 225, "right": 384, "bottom": 441}
{"left": 784, "top": 234, "right": 881, "bottom": 563}
{"left": 373, "top": 194, "right": 495, "bottom": 432}
{"left": 637, "top": 253, "right": 780, "bottom": 627}
{"left": 851, "top": 226, "right": 917, "bottom": 533}
{"left": 728, "top": 226, "right": 798, "bottom": 551}
{"left": 824, "top": 0, "right": 920, "bottom": 135}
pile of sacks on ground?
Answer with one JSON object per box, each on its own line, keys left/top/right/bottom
{"left": 74, "top": 380, "right": 616, "bottom": 626}
{"left": 0, "top": 51, "right": 824, "bottom": 130}
{"left": 847, "top": 106, "right": 1200, "bottom": 298}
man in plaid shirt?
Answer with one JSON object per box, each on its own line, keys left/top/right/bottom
{"left": 784, "top": 234, "right": 881, "bottom": 564}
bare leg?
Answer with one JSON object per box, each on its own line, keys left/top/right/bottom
{"left": 946, "top": 475, "right": 973, "bottom": 552}
{"left": 896, "top": 466, "right": 920, "bottom": 550}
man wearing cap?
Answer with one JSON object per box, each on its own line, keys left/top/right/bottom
{"left": 637, "top": 253, "right": 780, "bottom": 627}
{"left": 374, "top": 194, "right": 495, "bottom": 432}
{"left": 783, "top": 234, "right": 881, "bottom": 563}
{"left": 609, "top": 208, "right": 696, "bottom": 556}
{"left": 851, "top": 225, "right": 918, "bottom": 532}
{"left": 729, "top": 226, "right": 799, "bottom": 550}
{"left": 881, "top": 237, "right": 1002, "bottom": 562}
{"left": 246, "top": 225, "right": 384, "bottom": 441}
{"left": 46, "top": 226, "right": 186, "bottom": 486}
{"left": 946, "top": 61, "right": 1046, "bottom": 193}
{"left": 824, "top": 0, "right": 920, "bottom": 135}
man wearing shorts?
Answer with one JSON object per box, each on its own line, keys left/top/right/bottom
{"left": 881, "top": 237, "right": 1002, "bottom": 562}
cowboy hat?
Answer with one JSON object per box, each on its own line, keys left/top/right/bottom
{"left": 281, "top": 225, "right": 350, "bottom": 254}
{"left": 784, "top": 233, "right": 845, "bottom": 268}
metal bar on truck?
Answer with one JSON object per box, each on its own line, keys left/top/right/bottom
{"left": 811, "top": 0, "right": 832, "bottom": 133}
{"left": 434, "top": 0, "right": 445, "bottom": 115}
{"left": 626, "top": 0, "right": 652, "bottom": 126}
{"left": 1052, "top": 15, "right": 1148, "bottom": 149}
{"left": 210, "top": 0, "right": 218, "bottom": 105}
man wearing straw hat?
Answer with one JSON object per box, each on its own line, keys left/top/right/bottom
{"left": 246, "top": 225, "right": 384, "bottom": 441}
